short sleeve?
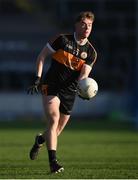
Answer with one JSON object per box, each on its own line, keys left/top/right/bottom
{"left": 47, "top": 35, "right": 64, "bottom": 52}
{"left": 86, "top": 46, "right": 97, "bottom": 67}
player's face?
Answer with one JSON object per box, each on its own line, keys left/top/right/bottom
{"left": 75, "top": 18, "right": 93, "bottom": 39}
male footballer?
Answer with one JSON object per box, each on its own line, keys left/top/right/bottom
{"left": 28, "top": 11, "right": 97, "bottom": 173}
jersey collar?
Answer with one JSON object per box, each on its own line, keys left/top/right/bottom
{"left": 74, "top": 32, "right": 88, "bottom": 46}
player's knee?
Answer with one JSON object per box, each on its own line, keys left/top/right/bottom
{"left": 48, "top": 114, "right": 59, "bottom": 128}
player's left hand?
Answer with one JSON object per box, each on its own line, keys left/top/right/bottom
{"left": 78, "top": 94, "right": 90, "bottom": 100}
{"left": 77, "top": 87, "right": 90, "bottom": 100}
{"left": 27, "top": 76, "right": 40, "bottom": 95}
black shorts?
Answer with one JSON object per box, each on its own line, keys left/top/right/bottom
{"left": 41, "top": 84, "right": 76, "bottom": 115}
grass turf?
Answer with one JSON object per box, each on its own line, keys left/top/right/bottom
{"left": 0, "top": 119, "right": 138, "bottom": 179}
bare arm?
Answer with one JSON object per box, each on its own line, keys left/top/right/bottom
{"left": 36, "top": 45, "right": 53, "bottom": 78}
{"left": 78, "top": 64, "right": 92, "bottom": 80}
{"left": 78, "top": 46, "right": 97, "bottom": 80}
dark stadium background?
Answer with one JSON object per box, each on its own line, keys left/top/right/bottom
{"left": 0, "top": 1, "right": 138, "bottom": 179}
{"left": 0, "top": 0, "right": 137, "bottom": 128}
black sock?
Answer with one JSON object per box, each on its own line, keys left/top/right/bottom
{"left": 48, "top": 150, "right": 56, "bottom": 163}
{"left": 38, "top": 136, "right": 45, "bottom": 144}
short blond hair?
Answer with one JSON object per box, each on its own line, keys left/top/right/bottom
{"left": 75, "top": 11, "right": 95, "bottom": 23}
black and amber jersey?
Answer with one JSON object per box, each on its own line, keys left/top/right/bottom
{"left": 43, "top": 33, "right": 97, "bottom": 90}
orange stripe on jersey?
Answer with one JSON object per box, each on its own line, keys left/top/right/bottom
{"left": 52, "top": 49, "right": 85, "bottom": 71}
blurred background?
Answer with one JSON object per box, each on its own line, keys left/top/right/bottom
{"left": 0, "top": 0, "right": 137, "bottom": 127}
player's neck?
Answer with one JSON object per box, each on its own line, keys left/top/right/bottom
{"left": 74, "top": 32, "right": 88, "bottom": 46}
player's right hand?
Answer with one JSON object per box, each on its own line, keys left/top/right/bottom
{"left": 27, "top": 76, "right": 41, "bottom": 95}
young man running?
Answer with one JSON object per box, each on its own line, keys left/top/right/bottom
{"left": 28, "top": 11, "right": 97, "bottom": 173}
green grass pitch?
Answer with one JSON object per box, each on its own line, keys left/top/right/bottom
{"left": 0, "top": 119, "right": 138, "bottom": 179}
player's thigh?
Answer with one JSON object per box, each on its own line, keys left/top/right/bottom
{"left": 42, "top": 95, "right": 60, "bottom": 122}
